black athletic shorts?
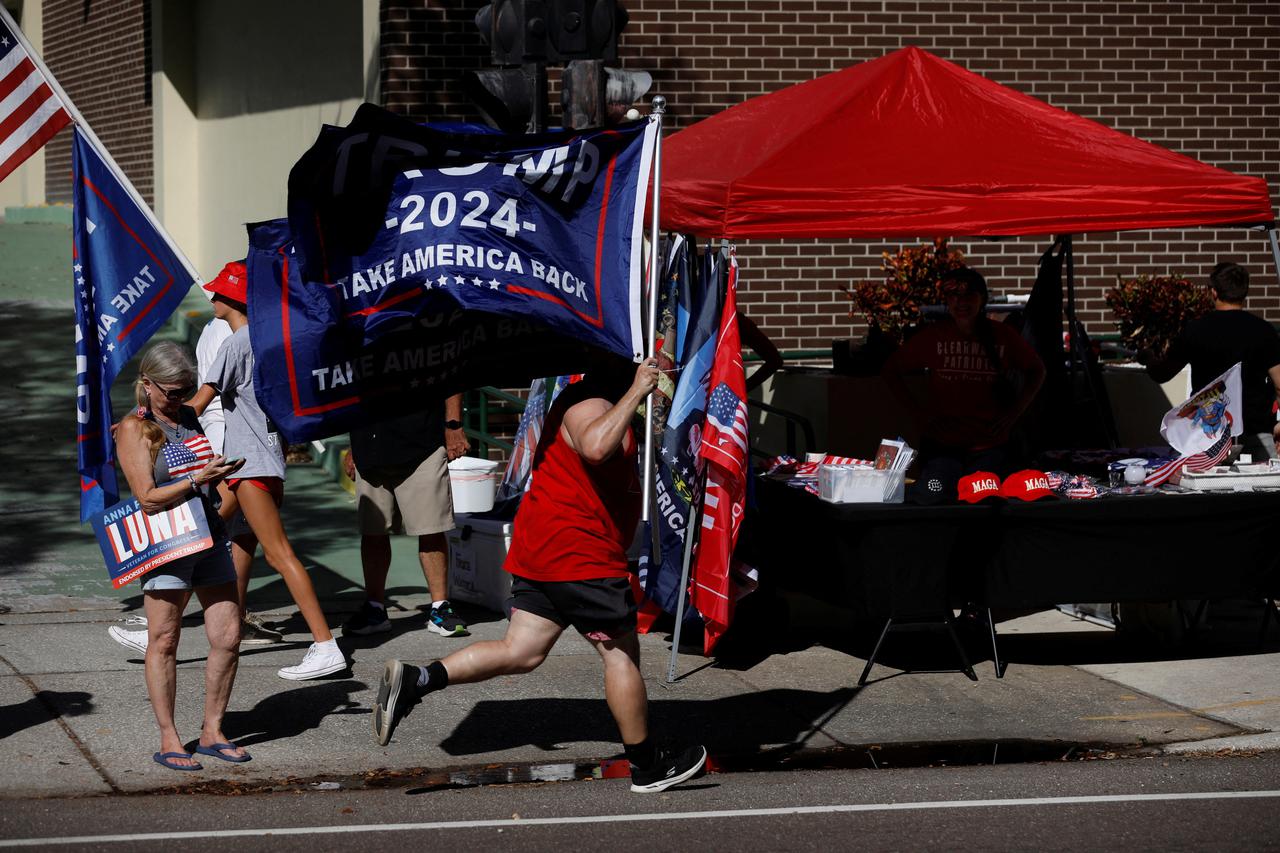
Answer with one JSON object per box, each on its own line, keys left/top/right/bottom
{"left": 505, "top": 574, "right": 637, "bottom": 640}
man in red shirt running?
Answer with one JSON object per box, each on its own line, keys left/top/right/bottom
{"left": 373, "top": 357, "right": 707, "bottom": 794}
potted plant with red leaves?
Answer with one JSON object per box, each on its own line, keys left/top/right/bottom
{"left": 835, "top": 239, "right": 965, "bottom": 374}
{"left": 1104, "top": 273, "right": 1213, "bottom": 361}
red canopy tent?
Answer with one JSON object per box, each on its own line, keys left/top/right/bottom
{"left": 660, "top": 46, "right": 1275, "bottom": 239}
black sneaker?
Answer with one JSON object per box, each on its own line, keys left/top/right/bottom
{"left": 629, "top": 744, "right": 707, "bottom": 793}
{"left": 428, "top": 601, "right": 469, "bottom": 637}
{"left": 344, "top": 602, "right": 392, "bottom": 636}
{"left": 372, "top": 659, "right": 422, "bottom": 745}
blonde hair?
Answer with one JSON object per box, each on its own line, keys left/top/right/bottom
{"left": 133, "top": 341, "right": 197, "bottom": 410}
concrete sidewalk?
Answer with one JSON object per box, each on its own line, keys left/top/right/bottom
{"left": 2, "top": 224, "right": 1278, "bottom": 799}
{"left": 2, "top": 594, "right": 1278, "bottom": 798}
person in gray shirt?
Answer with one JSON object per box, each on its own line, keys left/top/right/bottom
{"left": 190, "top": 261, "right": 345, "bottom": 681}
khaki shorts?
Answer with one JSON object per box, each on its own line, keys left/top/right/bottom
{"left": 356, "top": 447, "right": 455, "bottom": 536}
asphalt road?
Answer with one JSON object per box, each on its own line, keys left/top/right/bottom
{"left": 3, "top": 753, "right": 1280, "bottom": 851}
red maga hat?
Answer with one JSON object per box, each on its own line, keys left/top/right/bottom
{"left": 1000, "top": 469, "right": 1057, "bottom": 501}
{"left": 957, "top": 471, "right": 1002, "bottom": 503}
{"left": 203, "top": 260, "right": 247, "bottom": 305}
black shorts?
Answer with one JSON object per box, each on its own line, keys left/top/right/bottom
{"left": 505, "top": 575, "right": 637, "bottom": 640}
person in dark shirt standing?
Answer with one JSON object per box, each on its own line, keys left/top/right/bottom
{"left": 342, "top": 395, "right": 471, "bottom": 637}
{"left": 1145, "top": 262, "right": 1280, "bottom": 460}
{"left": 882, "top": 266, "right": 1046, "bottom": 476}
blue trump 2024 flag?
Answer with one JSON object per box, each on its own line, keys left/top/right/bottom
{"left": 73, "top": 127, "right": 194, "bottom": 519}
{"left": 249, "top": 106, "right": 658, "bottom": 442}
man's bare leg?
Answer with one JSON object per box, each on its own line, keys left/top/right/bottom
{"left": 372, "top": 609, "right": 562, "bottom": 744}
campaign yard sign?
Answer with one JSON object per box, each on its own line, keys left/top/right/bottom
{"left": 249, "top": 105, "right": 658, "bottom": 442}
{"left": 91, "top": 496, "right": 214, "bottom": 588}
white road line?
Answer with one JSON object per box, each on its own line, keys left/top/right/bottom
{"left": 2, "top": 790, "right": 1278, "bottom": 847}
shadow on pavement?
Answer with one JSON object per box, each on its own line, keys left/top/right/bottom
{"left": 0, "top": 690, "right": 94, "bottom": 740}
{"left": 0, "top": 302, "right": 103, "bottom": 573}
{"left": 222, "top": 679, "right": 368, "bottom": 748}
{"left": 440, "top": 687, "right": 857, "bottom": 757}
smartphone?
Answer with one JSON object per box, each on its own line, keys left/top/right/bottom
{"left": 225, "top": 457, "right": 246, "bottom": 467}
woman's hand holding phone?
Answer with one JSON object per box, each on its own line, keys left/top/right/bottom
{"left": 195, "top": 455, "right": 245, "bottom": 487}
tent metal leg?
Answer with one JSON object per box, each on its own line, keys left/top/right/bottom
{"left": 1259, "top": 598, "right": 1279, "bottom": 650}
{"left": 987, "top": 608, "right": 1005, "bottom": 678}
{"left": 858, "top": 615, "right": 979, "bottom": 684}
{"left": 1268, "top": 228, "right": 1280, "bottom": 290}
{"left": 944, "top": 616, "right": 979, "bottom": 682}
{"left": 858, "top": 618, "right": 894, "bottom": 686}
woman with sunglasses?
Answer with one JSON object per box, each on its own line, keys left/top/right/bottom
{"left": 189, "top": 262, "right": 346, "bottom": 681}
{"left": 115, "top": 341, "right": 247, "bottom": 770}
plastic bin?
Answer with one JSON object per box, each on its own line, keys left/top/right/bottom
{"left": 818, "top": 465, "right": 906, "bottom": 503}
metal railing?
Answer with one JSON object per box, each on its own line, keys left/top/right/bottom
{"left": 464, "top": 386, "right": 527, "bottom": 457}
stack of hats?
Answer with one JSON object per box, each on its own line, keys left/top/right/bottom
{"left": 910, "top": 466, "right": 1057, "bottom": 505}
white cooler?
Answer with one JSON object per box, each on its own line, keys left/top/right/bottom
{"left": 446, "top": 514, "right": 514, "bottom": 614}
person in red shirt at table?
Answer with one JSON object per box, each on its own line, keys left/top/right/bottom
{"left": 882, "top": 266, "right": 1046, "bottom": 476}
{"left": 372, "top": 356, "right": 706, "bottom": 795}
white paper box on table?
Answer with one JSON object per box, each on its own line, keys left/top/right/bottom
{"left": 446, "top": 514, "right": 513, "bottom": 613}
{"left": 818, "top": 465, "right": 906, "bottom": 503}
{"left": 1179, "top": 467, "right": 1280, "bottom": 492}
{"left": 448, "top": 457, "right": 500, "bottom": 513}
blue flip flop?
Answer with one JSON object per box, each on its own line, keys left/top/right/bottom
{"left": 153, "top": 751, "right": 202, "bottom": 771}
{"left": 194, "top": 742, "right": 252, "bottom": 763}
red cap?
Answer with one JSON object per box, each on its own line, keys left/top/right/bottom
{"left": 957, "top": 471, "right": 1002, "bottom": 503}
{"left": 1000, "top": 469, "right": 1056, "bottom": 501}
{"left": 203, "top": 260, "right": 247, "bottom": 305}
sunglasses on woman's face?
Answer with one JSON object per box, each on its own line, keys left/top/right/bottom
{"left": 146, "top": 378, "right": 194, "bottom": 401}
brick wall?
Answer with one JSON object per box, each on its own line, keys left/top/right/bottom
{"left": 381, "top": 1, "right": 1280, "bottom": 350}
{"left": 42, "top": 0, "right": 152, "bottom": 206}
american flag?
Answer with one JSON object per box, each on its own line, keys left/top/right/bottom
{"left": 1183, "top": 431, "right": 1233, "bottom": 473}
{"left": 703, "top": 382, "right": 748, "bottom": 472}
{"left": 1144, "top": 432, "right": 1233, "bottom": 486}
{"left": 161, "top": 435, "right": 215, "bottom": 479}
{"left": 0, "top": 9, "right": 71, "bottom": 184}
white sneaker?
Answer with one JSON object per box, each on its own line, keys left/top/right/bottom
{"left": 108, "top": 616, "right": 148, "bottom": 655}
{"left": 277, "top": 642, "right": 347, "bottom": 680}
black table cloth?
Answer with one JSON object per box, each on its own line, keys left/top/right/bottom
{"left": 989, "top": 490, "right": 1280, "bottom": 607}
{"left": 751, "top": 476, "right": 1280, "bottom": 617}
{"left": 752, "top": 477, "right": 996, "bottom": 619}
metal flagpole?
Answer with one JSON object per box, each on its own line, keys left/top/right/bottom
{"left": 666, "top": 466, "right": 707, "bottom": 683}
{"left": 0, "top": 5, "right": 202, "bottom": 286}
{"left": 642, "top": 95, "right": 666, "bottom": 523}
{"left": 1268, "top": 226, "right": 1280, "bottom": 290}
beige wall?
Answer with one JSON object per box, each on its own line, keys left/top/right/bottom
{"left": 151, "top": 0, "right": 379, "bottom": 279}
{"left": 0, "top": 0, "right": 47, "bottom": 211}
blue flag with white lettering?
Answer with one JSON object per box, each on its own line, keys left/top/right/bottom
{"left": 248, "top": 105, "right": 658, "bottom": 442}
{"left": 73, "top": 127, "right": 194, "bottom": 520}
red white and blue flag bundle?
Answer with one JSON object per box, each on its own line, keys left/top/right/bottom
{"left": 636, "top": 238, "right": 724, "bottom": 630}
{"left": 247, "top": 104, "right": 658, "bottom": 442}
{"left": 73, "top": 127, "right": 195, "bottom": 519}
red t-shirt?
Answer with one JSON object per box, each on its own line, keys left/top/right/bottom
{"left": 504, "top": 386, "right": 641, "bottom": 582}
{"left": 888, "top": 319, "right": 1043, "bottom": 449}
